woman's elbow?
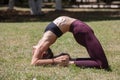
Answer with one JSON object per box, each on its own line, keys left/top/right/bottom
{"left": 31, "top": 62, "right": 35, "bottom": 66}
{"left": 31, "top": 61, "right": 38, "bottom": 66}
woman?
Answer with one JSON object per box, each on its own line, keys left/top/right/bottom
{"left": 31, "top": 16, "right": 109, "bottom": 69}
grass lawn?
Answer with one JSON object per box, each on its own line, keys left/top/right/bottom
{"left": 0, "top": 20, "right": 120, "bottom": 80}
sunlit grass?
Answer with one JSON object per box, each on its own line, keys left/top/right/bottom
{"left": 0, "top": 20, "right": 120, "bottom": 80}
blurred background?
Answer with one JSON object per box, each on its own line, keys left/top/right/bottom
{"left": 0, "top": 0, "right": 120, "bottom": 22}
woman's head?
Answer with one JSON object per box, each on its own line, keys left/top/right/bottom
{"left": 42, "top": 48, "right": 54, "bottom": 59}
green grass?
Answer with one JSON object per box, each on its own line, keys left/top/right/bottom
{"left": 0, "top": 20, "right": 120, "bottom": 80}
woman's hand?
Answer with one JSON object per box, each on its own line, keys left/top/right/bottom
{"left": 53, "top": 55, "right": 70, "bottom": 67}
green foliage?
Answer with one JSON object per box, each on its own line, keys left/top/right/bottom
{"left": 0, "top": 20, "right": 120, "bottom": 80}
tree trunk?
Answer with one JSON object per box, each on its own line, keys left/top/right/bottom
{"left": 55, "top": 0, "right": 62, "bottom": 10}
{"left": 36, "top": 0, "right": 42, "bottom": 14}
{"left": 8, "top": 0, "right": 15, "bottom": 10}
{"left": 28, "top": 0, "right": 42, "bottom": 15}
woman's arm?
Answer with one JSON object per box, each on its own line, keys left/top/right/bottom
{"left": 31, "top": 53, "right": 70, "bottom": 66}
{"left": 31, "top": 40, "right": 51, "bottom": 65}
{"left": 32, "top": 58, "right": 54, "bottom": 66}
{"left": 31, "top": 31, "right": 57, "bottom": 65}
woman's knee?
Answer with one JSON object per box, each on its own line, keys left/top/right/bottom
{"left": 97, "top": 60, "right": 109, "bottom": 69}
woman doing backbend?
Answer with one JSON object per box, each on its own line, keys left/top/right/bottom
{"left": 31, "top": 16, "right": 109, "bottom": 69}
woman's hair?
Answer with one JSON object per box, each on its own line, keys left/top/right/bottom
{"left": 54, "top": 53, "right": 71, "bottom": 59}
{"left": 42, "top": 48, "right": 54, "bottom": 59}
{"left": 42, "top": 48, "right": 71, "bottom": 60}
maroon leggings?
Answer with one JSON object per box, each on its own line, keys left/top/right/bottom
{"left": 70, "top": 20, "right": 109, "bottom": 69}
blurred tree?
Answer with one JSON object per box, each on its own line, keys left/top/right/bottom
{"left": 55, "top": 0, "right": 62, "bottom": 10}
{"left": 8, "top": 0, "right": 15, "bottom": 10}
{"left": 29, "top": 0, "right": 43, "bottom": 15}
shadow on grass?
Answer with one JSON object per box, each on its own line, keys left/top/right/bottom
{"left": 0, "top": 9, "right": 120, "bottom": 22}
